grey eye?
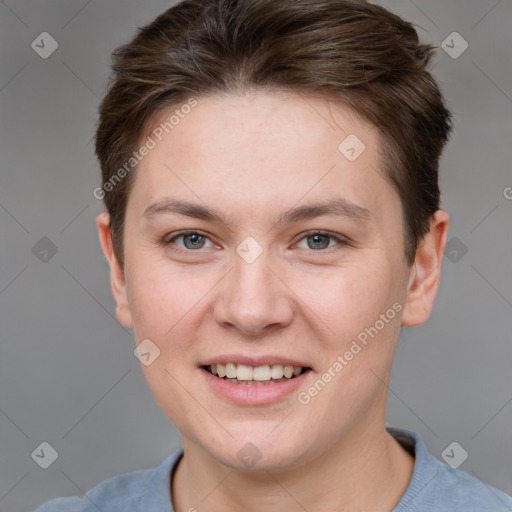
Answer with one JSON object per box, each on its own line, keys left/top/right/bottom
{"left": 182, "top": 233, "right": 207, "bottom": 249}
{"left": 165, "top": 231, "right": 214, "bottom": 250}
{"left": 306, "top": 234, "right": 332, "bottom": 250}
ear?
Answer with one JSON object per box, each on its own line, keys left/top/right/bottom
{"left": 401, "top": 210, "right": 450, "bottom": 327}
{"left": 96, "top": 211, "right": 133, "bottom": 329}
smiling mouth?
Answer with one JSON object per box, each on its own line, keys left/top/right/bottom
{"left": 203, "top": 363, "right": 311, "bottom": 385}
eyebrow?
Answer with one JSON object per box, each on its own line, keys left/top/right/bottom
{"left": 143, "top": 197, "right": 372, "bottom": 227}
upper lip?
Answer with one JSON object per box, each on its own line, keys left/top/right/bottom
{"left": 199, "top": 354, "right": 312, "bottom": 369}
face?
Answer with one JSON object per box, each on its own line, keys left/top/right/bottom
{"left": 98, "top": 91, "right": 445, "bottom": 471}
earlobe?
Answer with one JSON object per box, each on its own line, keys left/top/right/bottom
{"left": 96, "top": 212, "right": 134, "bottom": 329}
{"left": 401, "top": 210, "right": 450, "bottom": 327}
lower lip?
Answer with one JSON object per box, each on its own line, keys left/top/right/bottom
{"left": 200, "top": 367, "right": 312, "bottom": 405}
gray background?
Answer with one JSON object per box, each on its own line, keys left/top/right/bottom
{"left": 1, "top": 1, "right": 511, "bottom": 510}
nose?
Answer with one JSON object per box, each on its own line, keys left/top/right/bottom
{"left": 213, "top": 248, "right": 294, "bottom": 336}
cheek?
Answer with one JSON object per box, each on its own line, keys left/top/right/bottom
{"left": 124, "top": 255, "right": 213, "bottom": 431}
{"left": 296, "top": 263, "right": 402, "bottom": 439}
{"left": 124, "top": 250, "right": 210, "bottom": 341}
{"left": 294, "top": 258, "right": 400, "bottom": 342}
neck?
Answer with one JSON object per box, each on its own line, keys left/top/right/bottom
{"left": 171, "top": 420, "right": 414, "bottom": 512}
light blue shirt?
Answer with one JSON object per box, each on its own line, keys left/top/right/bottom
{"left": 34, "top": 427, "right": 512, "bottom": 511}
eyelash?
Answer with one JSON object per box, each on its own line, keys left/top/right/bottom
{"left": 162, "top": 230, "right": 349, "bottom": 254}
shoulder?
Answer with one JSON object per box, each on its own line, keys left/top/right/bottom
{"left": 33, "top": 449, "right": 183, "bottom": 512}
{"left": 389, "top": 427, "right": 512, "bottom": 512}
{"left": 430, "top": 460, "right": 512, "bottom": 511}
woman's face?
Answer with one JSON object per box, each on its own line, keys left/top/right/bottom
{"left": 108, "top": 92, "right": 416, "bottom": 470}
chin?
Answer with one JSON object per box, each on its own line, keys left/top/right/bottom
{"left": 204, "top": 433, "right": 314, "bottom": 472}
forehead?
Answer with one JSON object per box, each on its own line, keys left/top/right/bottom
{"left": 146, "top": 91, "right": 376, "bottom": 163}
{"left": 130, "top": 91, "right": 396, "bottom": 223}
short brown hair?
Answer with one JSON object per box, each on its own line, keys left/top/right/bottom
{"left": 95, "top": 0, "right": 453, "bottom": 266}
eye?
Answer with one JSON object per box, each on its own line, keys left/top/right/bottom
{"left": 295, "top": 231, "right": 347, "bottom": 251}
{"left": 162, "top": 230, "right": 349, "bottom": 254}
{"left": 163, "top": 231, "right": 215, "bottom": 251}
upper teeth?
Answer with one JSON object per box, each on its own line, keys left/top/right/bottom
{"left": 210, "top": 363, "right": 303, "bottom": 381}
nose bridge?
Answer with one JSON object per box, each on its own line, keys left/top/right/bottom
{"left": 214, "top": 242, "right": 293, "bottom": 334}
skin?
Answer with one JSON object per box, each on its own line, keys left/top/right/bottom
{"left": 97, "top": 91, "right": 449, "bottom": 512}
